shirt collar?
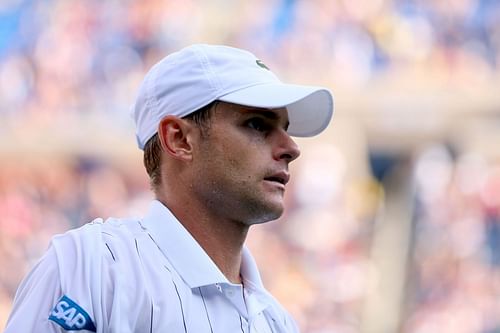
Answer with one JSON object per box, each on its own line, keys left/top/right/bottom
{"left": 240, "top": 246, "right": 274, "bottom": 316}
{"left": 240, "top": 246, "right": 265, "bottom": 291}
{"left": 140, "top": 200, "right": 229, "bottom": 288}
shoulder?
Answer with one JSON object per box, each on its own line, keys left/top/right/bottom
{"left": 50, "top": 218, "right": 140, "bottom": 266}
{"left": 48, "top": 217, "right": 157, "bottom": 330}
{"left": 8, "top": 215, "right": 176, "bottom": 332}
{"left": 49, "top": 217, "right": 152, "bottom": 292}
{"left": 5, "top": 217, "right": 144, "bottom": 333}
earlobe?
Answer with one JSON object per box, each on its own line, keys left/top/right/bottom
{"left": 158, "top": 116, "right": 193, "bottom": 161}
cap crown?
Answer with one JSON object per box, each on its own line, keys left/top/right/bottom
{"left": 133, "top": 44, "right": 280, "bottom": 148}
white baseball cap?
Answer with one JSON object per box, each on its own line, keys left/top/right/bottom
{"left": 133, "top": 44, "right": 334, "bottom": 149}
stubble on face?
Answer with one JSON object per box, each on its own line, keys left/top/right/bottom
{"left": 188, "top": 105, "right": 288, "bottom": 226}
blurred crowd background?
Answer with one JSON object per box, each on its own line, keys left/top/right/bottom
{"left": 1, "top": 0, "right": 500, "bottom": 332}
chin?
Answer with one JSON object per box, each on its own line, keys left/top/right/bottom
{"left": 242, "top": 203, "right": 284, "bottom": 226}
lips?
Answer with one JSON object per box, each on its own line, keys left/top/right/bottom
{"left": 264, "top": 171, "right": 290, "bottom": 186}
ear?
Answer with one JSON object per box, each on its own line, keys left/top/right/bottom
{"left": 157, "top": 116, "right": 194, "bottom": 161}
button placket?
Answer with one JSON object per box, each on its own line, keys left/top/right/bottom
{"left": 225, "top": 288, "right": 234, "bottom": 297}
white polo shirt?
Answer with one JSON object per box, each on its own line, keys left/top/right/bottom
{"left": 5, "top": 200, "right": 299, "bottom": 333}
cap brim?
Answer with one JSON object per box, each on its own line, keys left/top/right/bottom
{"left": 218, "top": 83, "right": 334, "bottom": 137}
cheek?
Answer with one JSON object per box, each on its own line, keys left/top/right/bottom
{"left": 221, "top": 140, "right": 263, "bottom": 176}
{"left": 201, "top": 129, "right": 270, "bottom": 180}
{"left": 218, "top": 146, "right": 250, "bottom": 179}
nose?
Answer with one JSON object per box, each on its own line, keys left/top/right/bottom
{"left": 273, "top": 130, "right": 301, "bottom": 163}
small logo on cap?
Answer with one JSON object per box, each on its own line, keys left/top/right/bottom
{"left": 256, "top": 60, "right": 270, "bottom": 70}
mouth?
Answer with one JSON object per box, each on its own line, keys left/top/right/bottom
{"left": 264, "top": 172, "right": 290, "bottom": 186}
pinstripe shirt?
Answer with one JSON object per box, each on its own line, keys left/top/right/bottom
{"left": 5, "top": 200, "right": 300, "bottom": 332}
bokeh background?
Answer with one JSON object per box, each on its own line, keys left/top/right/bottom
{"left": 1, "top": 0, "right": 500, "bottom": 332}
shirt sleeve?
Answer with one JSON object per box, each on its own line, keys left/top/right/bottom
{"left": 4, "top": 245, "right": 65, "bottom": 333}
{"left": 5, "top": 222, "right": 103, "bottom": 333}
{"left": 5, "top": 220, "right": 151, "bottom": 333}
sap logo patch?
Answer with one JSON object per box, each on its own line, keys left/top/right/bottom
{"left": 49, "top": 295, "right": 96, "bottom": 331}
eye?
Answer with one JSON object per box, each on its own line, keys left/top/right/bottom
{"left": 245, "top": 118, "right": 270, "bottom": 132}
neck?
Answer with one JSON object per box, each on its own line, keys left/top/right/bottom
{"left": 157, "top": 192, "right": 249, "bottom": 284}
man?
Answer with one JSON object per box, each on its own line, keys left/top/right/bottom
{"left": 5, "top": 44, "right": 334, "bottom": 332}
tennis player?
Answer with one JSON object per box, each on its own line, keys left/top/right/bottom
{"left": 5, "top": 44, "right": 334, "bottom": 332}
